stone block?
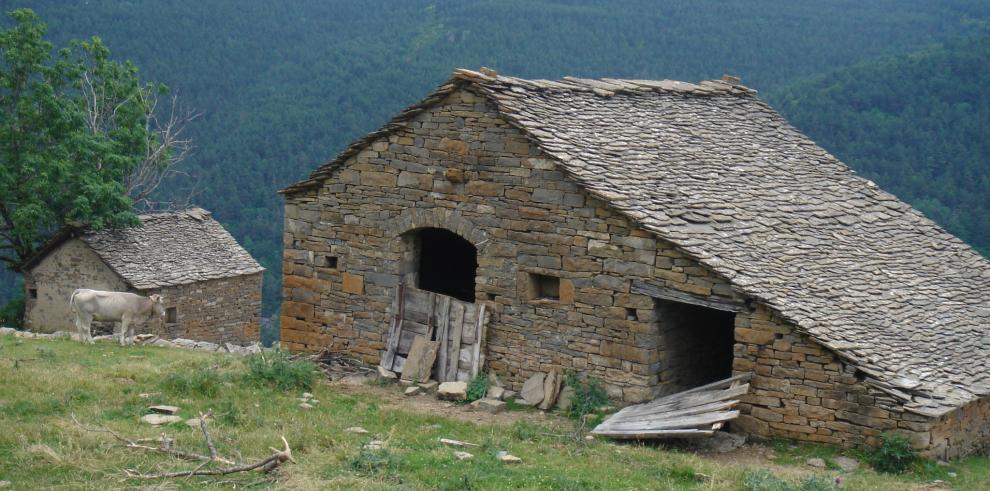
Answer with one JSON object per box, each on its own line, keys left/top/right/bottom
{"left": 342, "top": 272, "right": 364, "bottom": 294}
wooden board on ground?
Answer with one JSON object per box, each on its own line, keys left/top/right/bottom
{"left": 380, "top": 284, "right": 491, "bottom": 383}
{"left": 400, "top": 335, "right": 439, "bottom": 383}
{"left": 591, "top": 374, "right": 751, "bottom": 439}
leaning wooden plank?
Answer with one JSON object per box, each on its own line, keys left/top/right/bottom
{"left": 401, "top": 336, "right": 440, "bottom": 383}
{"left": 676, "top": 373, "right": 751, "bottom": 396}
{"left": 380, "top": 283, "right": 405, "bottom": 370}
{"left": 598, "top": 410, "right": 740, "bottom": 432}
{"left": 617, "top": 385, "right": 749, "bottom": 416}
{"left": 434, "top": 296, "right": 452, "bottom": 382}
{"left": 445, "top": 301, "right": 465, "bottom": 382}
{"left": 604, "top": 399, "right": 740, "bottom": 422}
{"left": 590, "top": 428, "right": 716, "bottom": 439}
{"left": 470, "top": 304, "right": 487, "bottom": 378}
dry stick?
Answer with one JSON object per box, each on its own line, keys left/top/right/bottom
{"left": 71, "top": 414, "right": 229, "bottom": 465}
{"left": 197, "top": 410, "right": 220, "bottom": 462}
{"left": 125, "top": 437, "right": 294, "bottom": 479}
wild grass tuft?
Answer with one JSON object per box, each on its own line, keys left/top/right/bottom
{"left": 244, "top": 350, "right": 315, "bottom": 391}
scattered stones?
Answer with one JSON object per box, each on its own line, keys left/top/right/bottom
{"left": 454, "top": 451, "right": 474, "bottom": 461}
{"left": 377, "top": 366, "right": 397, "bottom": 381}
{"left": 806, "top": 457, "right": 826, "bottom": 468}
{"left": 0, "top": 480, "right": 10, "bottom": 488}
{"left": 487, "top": 386, "right": 506, "bottom": 401}
{"left": 520, "top": 373, "right": 545, "bottom": 405}
{"left": 185, "top": 418, "right": 207, "bottom": 428}
{"left": 471, "top": 398, "right": 506, "bottom": 414}
{"left": 496, "top": 451, "right": 522, "bottom": 464}
{"left": 345, "top": 427, "right": 370, "bottom": 434}
{"left": 833, "top": 456, "right": 859, "bottom": 472}
{"left": 298, "top": 402, "right": 314, "bottom": 409}
{"left": 140, "top": 414, "right": 182, "bottom": 426}
{"left": 438, "top": 381, "right": 468, "bottom": 401}
{"left": 364, "top": 440, "right": 385, "bottom": 450}
{"left": 418, "top": 380, "right": 439, "bottom": 393}
{"left": 148, "top": 405, "right": 179, "bottom": 415}
{"left": 404, "top": 386, "right": 422, "bottom": 396}
{"left": 339, "top": 375, "right": 374, "bottom": 386}
{"left": 302, "top": 392, "right": 314, "bottom": 399}
{"left": 556, "top": 386, "right": 575, "bottom": 411}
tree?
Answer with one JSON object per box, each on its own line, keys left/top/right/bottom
{"left": 0, "top": 8, "right": 194, "bottom": 270}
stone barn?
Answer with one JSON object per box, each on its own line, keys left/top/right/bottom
{"left": 280, "top": 68, "right": 990, "bottom": 458}
{"left": 22, "top": 208, "right": 264, "bottom": 344}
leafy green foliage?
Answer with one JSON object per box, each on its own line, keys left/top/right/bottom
{"left": 0, "top": 9, "right": 160, "bottom": 268}
{"left": 244, "top": 349, "right": 315, "bottom": 391}
{"left": 564, "top": 373, "right": 608, "bottom": 420}
{"left": 160, "top": 366, "right": 224, "bottom": 397}
{"left": 466, "top": 373, "right": 489, "bottom": 402}
{"left": 0, "top": 294, "right": 24, "bottom": 328}
{"left": 349, "top": 447, "right": 402, "bottom": 477}
{"left": 867, "top": 432, "right": 920, "bottom": 474}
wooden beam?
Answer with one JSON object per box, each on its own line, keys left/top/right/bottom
{"left": 630, "top": 280, "right": 750, "bottom": 312}
{"left": 380, "top": 283, "right": 405, "bottom": 370}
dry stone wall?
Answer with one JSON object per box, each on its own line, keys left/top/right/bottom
{"left": 24, "top": 238, "right": 129, "bottom": 333}
{"left": 281, "top": 88, "right": 746, "bottom": 402}
{"left": 152, "top": 272, "right": 262, "bottom": 345}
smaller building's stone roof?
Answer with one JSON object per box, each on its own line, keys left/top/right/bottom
{"left": 78, "top": 208, "right": 264, "bottom": 289}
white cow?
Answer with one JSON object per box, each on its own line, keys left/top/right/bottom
{"left": 68, "top": 289, "right": 166, "bottom": 345}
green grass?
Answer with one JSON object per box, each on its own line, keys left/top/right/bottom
{"left": 1, "top": 334, "right": 989, "bottom": 489}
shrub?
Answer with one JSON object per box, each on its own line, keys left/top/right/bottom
{"left": 244, "top": 350, "right": 315, "bottom": 391}
{"left": 350, "top": 447, "right": 401, "bottom": 476}
{"left": 868, "top": 432, "right": 919, "bottom": 474}
{"left": 466, "top": 373, "right": 489, "bottom": 402}
{"left": 161, "top": 368, "right": 223, "bottom": 397}
{"left": 799, "top": 474, "right": 837, "bottom": 491}
{"left": 564, "top": 373, "right": 608, "bottom": 420}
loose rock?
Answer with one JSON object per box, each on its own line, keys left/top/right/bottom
{"left": 556, "top": 386, "right": 575, "bottom": 411}
{"left": 404, "top": 386, "right": 422, "bottom": 396}
{"left": 377, "top": 366, "right": 397, "bottom": 381}
{"left": 487, "top": 386, "right": 506, "bottom": 401}
{"left": 418, "top": 380, "right": 439, "bottom": 393}
{"left": 140, "top": 414, "right": 182, "bottom": 426}
{"left": 496, "top": 451, "right": 522, "bottom": 464}
{"left": 302, "top": 392, "right": 314, "bottom": 399}
{"left": 540, "top": 370, "right": 561, "bottom": 410}
{"left": 345, "top": 427, "right": 369, "bottom": 434}
{"left": 833, "top": 456, "right": 859, "bottom": 472}
{"left": 806, "top": 457, "right": 826, "bottom": 468}
{"left": 148, "top": 405, "right": 179, "bottom": 415}
{"left": 471, "top": 398, "right": 506, "bottom": 414}
{"left": 454, "top": 451, "right": 474, "bottom": 461}
{"left": 437, "top": 381, "right": 468, "bottom": 401}
{"left": 520, "top": 373, "right": 545, "bottom": 405}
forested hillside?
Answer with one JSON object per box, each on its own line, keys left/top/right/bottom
{"left": 768, "top": 34, "right": 990, "bottom": 256}
{"left": 3, "top": 0, "right": 989, "bottom": 318}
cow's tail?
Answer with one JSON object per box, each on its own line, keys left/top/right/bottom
{"left": 68, "top": 289, "right": 81, "bottom": 313}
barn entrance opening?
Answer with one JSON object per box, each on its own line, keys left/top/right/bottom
{"left": 413, "top": 228, "right": 477, "bottom": 303}
{"left": 656, "top": 299, "right": 735, "bottom": 395}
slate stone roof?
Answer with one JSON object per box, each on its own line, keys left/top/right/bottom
{"left": 287, "top": 69, "right": 990, "bottom": 417}
{"left": 79, "top": 208, "right": 264, "bottom": 289}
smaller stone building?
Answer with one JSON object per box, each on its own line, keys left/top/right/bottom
{"left": 22, "top": 208, "right": 264, "bottom": 344}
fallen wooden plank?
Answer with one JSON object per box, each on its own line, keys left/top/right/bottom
{"left": 616, "top": 385, "right": 749, "bottom": 417}
{"left": 597, "top": 410, "right": 740, "bottom": 432}
{"left": 605, "top": 399, "right": 740, "bottom": 422}
{"left": 590, "top": 428, "right": 716, "bottom": 439}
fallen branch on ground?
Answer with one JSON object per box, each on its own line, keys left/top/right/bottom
{"left": 71, "top": 413, "right": 293, "bottom": 479}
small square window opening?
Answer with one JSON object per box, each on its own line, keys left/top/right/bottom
{"left": 29, "top": 288, "right": 38, "bottom": 299}
{"left": 165, "top": 307, "right": 177, "bottom": 324}
{"left": 530, "top": 273, "right": 560, "bottom": 300}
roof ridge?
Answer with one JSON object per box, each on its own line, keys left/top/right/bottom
{"left": 452, "top": 67, "right": 758, "bottom": 97}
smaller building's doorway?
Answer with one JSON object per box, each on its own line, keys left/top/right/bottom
{"left": 410, "top": 228, "right": 477, "bottom": 303}
{"left": 657, "top": 299, "right": 736, "bottom": 394}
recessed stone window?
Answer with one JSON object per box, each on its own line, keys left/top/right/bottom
{"left": 529, "top": 273, "right": 560, "bottom": 301}
{"left": 165, "top": 307, "right": 177, "bottom": 324}
{"left": 29, "top": 288, "right": 37, "bottom": 299}
{"left": 625, "top": 308, "right": 638, "bottom": 321}
{"left": 320, "top": 255, "right": 338, "bottom": 269}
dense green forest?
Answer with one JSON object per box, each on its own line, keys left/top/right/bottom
{"left": 2, "top": 0, "right": 989, "bottom": 324}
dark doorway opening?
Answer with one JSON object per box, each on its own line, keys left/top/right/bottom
{"left": 416, "top": 228, "right": 477, "bottom": 303}
{"left": 657, "top": 299, "right": 735, "bottom": 394}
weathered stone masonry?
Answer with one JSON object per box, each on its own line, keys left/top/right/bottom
{"left": 282, "top": 88, "right": 746, "bottom": 402}
{"left": 282, "top": 70, "right": 990, "bottom": 458}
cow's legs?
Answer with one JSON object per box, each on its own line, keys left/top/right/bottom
{"left": 75, "top": 313, "right": 94, "bottom": 344}
{"left": 119, "top": 317, "right": 130, "bottom": 346}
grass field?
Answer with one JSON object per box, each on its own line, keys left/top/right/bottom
{"left": 1, "top": 334, "right": 988, "bottom": 490}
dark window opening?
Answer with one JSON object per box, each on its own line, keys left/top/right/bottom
{"left": 29, "top": 288, "right": 37, "bottom": 299}
{"left": 854, "top": 369, "right": 867, "bottom": 382}
{"left": 656, "top": 300, "right": 735, "bottom": 394}
{"left": 320, "top": 255, "right": 338, "bottom": 269}
{"left": 625, "top": 308, "right": 638, "bottom": 321}
{"left": 416, "top": 228, "right": 477, "bottom": 303}
{"left": 529, "top": 273, "right": 560, "bottom": 300}
{"left": 486, "top": 293, "right": 497, "bottom": 301}
{"left": 165, "top": 307, "right": 177, "bottom": 324}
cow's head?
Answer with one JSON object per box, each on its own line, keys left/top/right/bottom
{"left": 149, "top": 294, "right": 166, "bottom": 324}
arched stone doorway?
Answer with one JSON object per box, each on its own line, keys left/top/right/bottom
{"left": 402, "top": 227, "right": 477, "bottom": 303}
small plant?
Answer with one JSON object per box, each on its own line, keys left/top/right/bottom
{"left": 466, "top": 373, "right": 489, "bottom": 402}
{"left": 564, "top": 373, "right": 608, "bottom": 420}
{"left": 36, "top": 347, "right": 56, "bottom": 361}
{"left": 743, "top": 469, "right": 792, "bottom": 491}
{"left": 217, "top": 399, "right": 242, "bottom": 426}
{"left": 868, "top": 432, "right": 919, "bottom": 474}
{"left": 799, "top": 474, "right": 837, "bottom": 491}
{"left": 350, "top": 447, "right": 400, "bottom": 476}
{"left": 244, "top": 350, "right": 315, "bottom": 391}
